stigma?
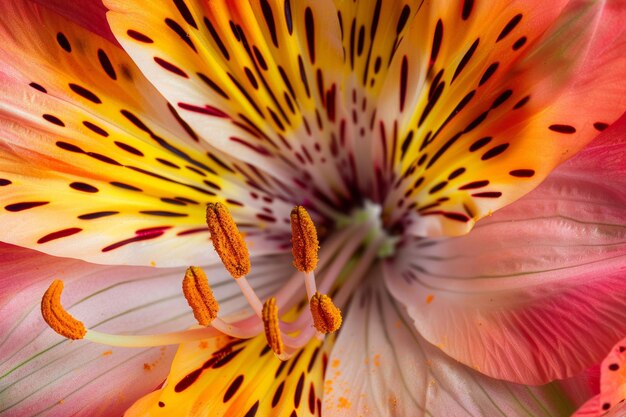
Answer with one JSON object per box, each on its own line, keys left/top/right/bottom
{"left": 40, "top": 203, "right": 342, "bottom": 359}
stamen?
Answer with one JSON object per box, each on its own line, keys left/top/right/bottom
{"left": 309, "top": 292, "right": 342, "bottom": 334}
{"left": 182, "top": 266, "right": 219, "bottom": 326}
{"left": 290, "top": 205, "right": 319, "bottom": 273}
{"left": 206, "top": 202, "right": 250, "bottom": 279}
{"left": 262, "top": 297, "right": 285, "bottom": 358}
{"left": 41, "top": 280, "right": 86, "bottom": 340}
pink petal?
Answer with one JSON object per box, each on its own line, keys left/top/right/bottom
{"left": 323, "top": 277, "right": 583, "bottom": 416}
{"left": 385, "top": 113, "right": 626, "bottom": 384}
{"left": 0, "top": 242, "right": 290, "bottom": 416}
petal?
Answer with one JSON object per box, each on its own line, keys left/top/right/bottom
{"left": 125, "top": 316, "right": 331, "bottom": 416}
{"left": 0, "top": 0, "right": 292, "bottom": 266}
{"left": 105, "top": 0, "right": 356, "bottom": 212}
{"left": 0, "top": 242, "right": 291, "bottom": 416}
{"left": 323, "top": 277, "right": 581, "bottom": 416}
{"left": 597, "top": 337, "right": 626, "bottom": 414}
{"left": 385, "top": 114, "right": 626, "bottom": 384}
{"left": 379, "top": 0, "right": 626, "bottom": 236}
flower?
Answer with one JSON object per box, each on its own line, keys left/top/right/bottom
{"left": 0, "top": 0, "right": 625, "bottom": 416}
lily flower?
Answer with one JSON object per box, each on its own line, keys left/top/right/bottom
{"left": 1, "top": 0, "right": 625, "bottom": 416}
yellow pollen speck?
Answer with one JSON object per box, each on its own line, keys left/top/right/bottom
{"left": 338, "top": 397, "right": 351, "bottom": 409}
{"left": 41, "top": 280, "right": 86, "bottom": 340}
{"left": 262, "top": 297, "right": 284, "bottom": 357}
{"left": 332, "top": 359, "right": 340, "bottom": 368}
{"left": 206, "top": 202, "right": 250, "bottom": 279}
{"left": 150, "top": 261, "right": 156, "bottom": 267}
{"left": 198, "top": 341, "right": 209, "bottom": 349}
{"left": 182, "top": 266, "right": 219, "bottom": 326}
{"left": 310, "top": 292, "right": 342, "bottom": 334}
{"left": 290, "top": 206, "right": 319, "bottom": 272}
{"left": 426, "top": 294, "right": 434, "bottom": 304}
{"left": 102, "top": 350, "right": 112, "bottom": 357}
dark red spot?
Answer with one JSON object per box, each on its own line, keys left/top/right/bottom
{"left": 97, "top": 49, "right": 117, "bottom": 80}
{"left": 294, "top": 373, "right": 305, "bottom": 408}
{"left": 83, "top": 121, "right": 109, "bottom": 137}
{"left": 272, "top": 381, "right": 285, "bottom": 407}
{"left": 472, "top": 191, "right": 502, "bottom": 198}
{"left": 509, "top": 169, "right": 535, "bottom": 178}
{"left": 127, "top": 30, "right": 154, "bottom": 43}
{"left": 78, "top": 211, "right": 119, "bottom": 220}
{"left": 481, "top": 143, "right": 509, "bottom": 160}
{"left": 593, "top": 122, "right": 609, "bottom": 131}
{"left": 549, "top": 124, "right": 576, "bottom": 134}
{"left": 154, "top": 57, "right": 188, "bottom": 78}
{"left": 69, "top": 83, "right": 102, "bottom": 104}
{"left": 102, "top": 229, "right": 165, "bottom": 252}
{"left": 70, "top": 182, "right": 99, "bottom": 193}
{"left": 459, "top": 180, "right": 489, "bottom": 190}
{"left": 38, "top": 228, "right": 82, "bottom": 244}
{"left": 43, "top": 114, "right": 65, "bottom": 127}
{"left": 497, "top": 14, "right": 523, "bottom": 42}
{"left": 223, "top": 375, "right": 244, "bottom": 402}
{"left": 5, "top": 201, "right": 49, "bottom": 212}
{"left": 305, "top": 7, "right": 315, "bottom": 64}
{"left": 29, "top": 82, "right": 47, "bottom": 93}
{"left": 56, "top": 32, "right": 71, "bottom": 52}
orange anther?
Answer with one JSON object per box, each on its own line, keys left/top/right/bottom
{"left": 41, "top": 280, "right": 86, "bottom": 340}
{"left": 310, "top": 292, "right": 342, "bottom": 334}
{"left": 262, "top": 297, "right": 284, "bottom": 357}
{"left": 182, "top": 266, "right": 219, "bottom": 326}
{"left": 290, "top": 206, "right": 319, "bottom": 273}
{"left": 206, "top": 202, "right": 251, "bottom": 279}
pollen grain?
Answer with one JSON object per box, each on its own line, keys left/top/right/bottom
{"left": 182, "top": 266, "right": 219, "bottom": 326}
{"left": 41, "top": 280, "right": 86, "bottom": 340}
{"left": 290, "top": 205, "right": 319, "bottom": 273}
{"left": 310, "top": 292, "right": 342, "bottom": 334}
{"left": 206, "top": 202, "right": 251, "bottom": 279}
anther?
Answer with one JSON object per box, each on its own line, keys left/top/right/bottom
{"left": 290, "top": 206, "right": 319, "bottom": 273}
{"left": 309, "top": 292, "right": 342, "bottom": 334}
{"left": 206, "top": 202, "right": 251, "bottom": 279}
{"left": 262, "top": 297, "right": 285, "bottom": 358}
{"left": 41, "top": 280, "right": 86, "bottom": 340}
{"left": 182, "top": 266, "right": 219, "bottom": 326}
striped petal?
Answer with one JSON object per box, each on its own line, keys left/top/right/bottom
{"left": 105, "top": 0, "right": 354, "bottom": 215}
{"left": 0, "top": 242, "right": 291, "bottom": 416}
{"left": 385, "top": 114, "right": 626, "bottom": 384}
{"left": 323, "top": 278, "right": 581, "bottom": 417}
{"left": 378, "top": 0, "right": 626, "bottom": 236}
{"left": 0, "top": 0, "right": 292, "bottom": 266}
{"left": 125, "top": 315, "right": 331, "bottom": 416}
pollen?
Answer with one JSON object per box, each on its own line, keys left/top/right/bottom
{"left": 290, "top": 205, "right": 319, "bottom": 273}
{"left": 182, "top": 266, "right": 219, "bottom": 326}
{"left": 206, "top": 202, "right": 251, "bottom": 279}
{"left": 262, "top": 297, "right": 284, "bottom": 357}
{"left": 310, "top": 292, "right": 342, "bottom": 334}
{"left": 41, "top": 280, "right": 86, "bottom": 340}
